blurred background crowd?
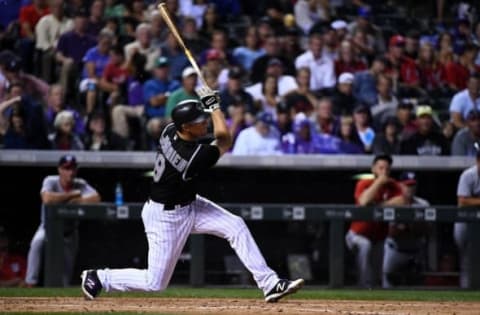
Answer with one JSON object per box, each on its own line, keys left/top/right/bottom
{"left": 0, "top": 0, "right": 480, "bottom": 155}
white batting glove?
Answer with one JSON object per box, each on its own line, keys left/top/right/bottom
{"left": 195, "top": 86, "right": 220, "bottom": 113}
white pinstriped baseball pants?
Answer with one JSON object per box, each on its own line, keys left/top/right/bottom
{"left": 97, "top": 195, "right": 280, "bottom": 294}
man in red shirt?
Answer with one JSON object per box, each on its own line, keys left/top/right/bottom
{"left": 99, "top": 45, "right": 130, "bottom": 106}
{"left": 385, "top": 35, "right": 420, "bottom": 88}
{"left": 0, "top": 227, "right": 26, "bottom": 287}
{"left": 444, "top": 44, "right": 480, "bottom": 91}
{"left": 18, "top": 0, "right": 50, "bottom": 73}
{"left": 345, "top": 154, "right": 406, "bottom": 287}
{"left": 19, "top": 0, "right": 50, "bottom": 39}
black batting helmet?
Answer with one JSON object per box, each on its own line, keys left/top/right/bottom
{"left": 171, "top": 100, "right": 209, "bottom": 130}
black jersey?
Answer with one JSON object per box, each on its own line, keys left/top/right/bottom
{"left": 150, "top": 123, "right": 221, "bottom": 204}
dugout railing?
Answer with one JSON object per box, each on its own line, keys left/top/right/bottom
{"left": 44, "top": 203, "right": 480, "bottom": 288}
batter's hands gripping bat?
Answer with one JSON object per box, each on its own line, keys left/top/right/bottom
{"left": 158, "top": 3, "right": 209, "bottom": 88}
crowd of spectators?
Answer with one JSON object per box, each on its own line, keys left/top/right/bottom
{"left": 1, "top": 0, "right": 480, "bottom": 156}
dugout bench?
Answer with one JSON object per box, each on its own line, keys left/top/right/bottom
{"left": 44, "top": 204, "right": 480, "bottom": 288}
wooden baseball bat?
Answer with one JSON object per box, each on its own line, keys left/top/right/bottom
{"left": 158, "top": 3, "right": 208, "bottom": 87}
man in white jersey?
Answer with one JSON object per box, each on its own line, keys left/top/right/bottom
{"left": 25, "top": 155, "right": 101, "bottom": 287}
{"left": 81, "top": 85, "right": 304, "bottom": 302}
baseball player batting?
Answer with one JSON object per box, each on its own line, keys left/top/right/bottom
{"left": 81, "top": 85, "right": 304, "bottom": 302}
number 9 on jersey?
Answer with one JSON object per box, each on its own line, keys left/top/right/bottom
{"left": 153, "top": 153, "right": 166, "bottom": 182}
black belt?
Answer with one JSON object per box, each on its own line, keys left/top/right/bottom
{"left": 162, "top": 200, "right": 192, "bottom": 210}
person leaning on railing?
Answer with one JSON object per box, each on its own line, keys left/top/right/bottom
{"left": 345, "top": 154, "right": 406, "bottom": 288}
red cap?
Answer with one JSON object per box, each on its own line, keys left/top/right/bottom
{"left": 206, "top": 49, "right": 223, "bottom": 61}
{"left": 389, "top": 35, "right": 406, "bottom": 47}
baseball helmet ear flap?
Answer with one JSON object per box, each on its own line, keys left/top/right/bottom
{"left": 171, "top": 100, "right": 209, "bottom": 130}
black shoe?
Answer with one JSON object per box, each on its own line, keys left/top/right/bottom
{"left": 264, "top": 278, "right": 304, "bottom": 303}
{"left": 81, "top": 270, "right": 102, "bottom": 300}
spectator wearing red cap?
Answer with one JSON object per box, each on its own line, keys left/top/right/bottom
{"left": 198, "top": 29, "right": 236, "bottom": 68}
{"left": 385, "top": 35, "right": 420, "bottom": 88}
{"left": 201, "top": 48, "right": 226, "bottom": 90}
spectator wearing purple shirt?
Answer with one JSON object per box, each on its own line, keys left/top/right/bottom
{"left": 282, "top": 115, "right": 317, "bottom": 154}
{"left": 79, "top": 30, "right": 113, "bottom": 115}
{"left": 55, "top": 9, "right": 96, "bottom": 100}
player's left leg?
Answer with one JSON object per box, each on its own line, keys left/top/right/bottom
{"left": 191, "top": 195, "right": 303, "bottom": 302}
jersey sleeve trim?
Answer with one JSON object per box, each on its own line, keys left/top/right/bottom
{"left": 182, "top": 144, "right": 202, "bottom": 181}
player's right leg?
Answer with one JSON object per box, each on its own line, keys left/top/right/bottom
{"left": 81, "top": 200, "right": 194, "bottom": 299}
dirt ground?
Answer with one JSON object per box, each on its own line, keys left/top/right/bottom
{"left": 2, "top": 297, "right": 480, "bottom": 315}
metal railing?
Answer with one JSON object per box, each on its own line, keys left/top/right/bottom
{"left": 44, "top": 203, "right": 480, "bottom": 288}
{"left": 1, "top": 150, "right": 475, "bottom": 170}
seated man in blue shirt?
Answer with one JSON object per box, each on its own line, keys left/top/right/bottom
{"left": 353, "top": 56, "right": 386, "bottom": 107}
{"left": 143, "top": 56, "right": 181, "bottom": 121}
